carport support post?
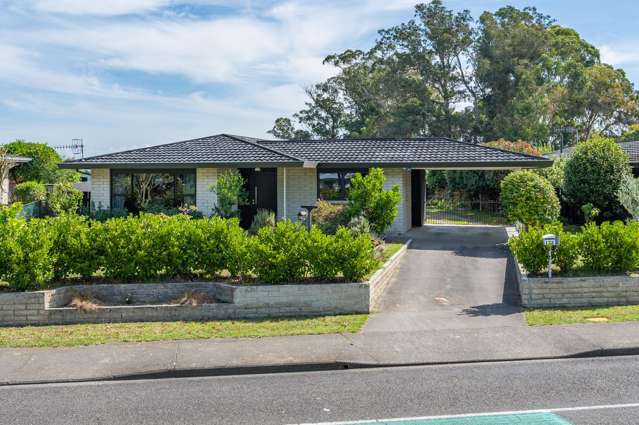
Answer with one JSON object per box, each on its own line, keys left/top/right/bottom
{"left": 283, "top": 168, "right": 287, "bottom": 220}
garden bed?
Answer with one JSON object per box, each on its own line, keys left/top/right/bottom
{"left": 0, "top": 240, "right": 409, "bottom": 326}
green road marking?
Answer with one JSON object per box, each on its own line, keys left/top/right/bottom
{"left": 333, "top": 412, "right": 572, "bottom": 425}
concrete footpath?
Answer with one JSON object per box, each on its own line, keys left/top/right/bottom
{"left": 2, "top": 321, "right": 639, "bottom": 385}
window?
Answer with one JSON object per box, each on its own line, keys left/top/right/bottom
{"left": 110, "top": 170, "right": 196, "bottom": 211}
{"left": 317, "top": 169, "right": 367, "bottom": 201}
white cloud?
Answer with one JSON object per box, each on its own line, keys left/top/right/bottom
{"left": 600, "top": 44, "right": 639, "bottom": 66}
{"left": 22, "top": 0, "right": 174, "bottom": 16}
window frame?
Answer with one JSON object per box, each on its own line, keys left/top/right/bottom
{"left": 316, "top": 168, "right": 368, "bottom": 202}
{"left": 110, "top": 169, "right": 197, "bottom": 211}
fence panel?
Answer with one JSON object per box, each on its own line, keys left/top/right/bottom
{"left": 424, "top": 198, "right": 508, "bottom": 225}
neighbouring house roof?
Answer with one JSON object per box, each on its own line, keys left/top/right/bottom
{"left": 546, "top": 140, "right": 639, "bottom": 164}
{"left": 5, "top": 155, "right": 31, "bottom": 165}
{"left": 60, "top": 134, "right": 552, "bottom": 170}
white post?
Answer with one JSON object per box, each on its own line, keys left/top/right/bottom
{"left": 283, "top": 167, "right": 287, "bottom": 220}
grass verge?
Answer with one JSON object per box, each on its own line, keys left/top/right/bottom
{"left": 525, "top": 305, "right": 639, "bottom": 326}
{"left": 0, "top": 314, "right": 369, "bottom": 348}
{"left": 381, "top": 242, "right": 403, "bottom": 261}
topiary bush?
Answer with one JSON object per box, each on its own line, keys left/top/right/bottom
{"left": 563, "top": 137, "right": 631, "bottom": 219}
{"left": 14, "top": 181, "right": 47, "bottom": 203}
{"left": 49, "top": 214, "right": 97, "bottom": 279}
{"left": 346, "top": 168, "right": 400, "bottom": 235}
{"left": 500, "top": 171, "right": 560, "bottom": 226}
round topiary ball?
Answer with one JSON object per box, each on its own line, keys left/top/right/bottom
{"left": 500, "top": 170, "right": 560, "bottom": 226}
{"left": 563, "top": 137, "right": 630, "bottom": 218}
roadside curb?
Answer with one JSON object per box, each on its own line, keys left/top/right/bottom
{"left": 3, "top": 346, "right": 639, "bottom": 387}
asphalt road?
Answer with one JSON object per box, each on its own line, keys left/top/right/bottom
{"left": 2, "top": 356, "right": 639, "bottom": 425}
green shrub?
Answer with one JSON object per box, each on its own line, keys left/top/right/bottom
{"left": 0, "top": 202, "right": 23, "bottom": 223}
{"left": 48, "top": 182, "right": 83, "bottom": 215}
{"left": 508, "top": 223, "right": 579, "bottom": 274}
{"left": 346, "top": 168, "right": 401, "bottom": 235}
{"left": 193, "top": 217, "right": 250, "bottom": 277}
{"left": 48, "top": 214, "right": 96, "bottom": 279}
{"left": 617, "top": 174, "right": 639, "bottom": 219}
{"left": 306, "top": 227, "right": 339, "bottom": 280}
{"left": 312, "top": 200, "right": 348, "bottom": 235}
{"left": 347, "top": 215, "right": 372, "bottom": 237}
{"left": 14, "top": 181, "right": 47, "bottom": 203}
{"left": 251, "top": 221, "right": 309, "bottom": 284}
{"left": 563, "top": 137, "right": 631, "bottom": 219}
{"left": 249, "top": 209, "right": 276, "bottom": 235}
{"left": 579, "top": 221, "right": 639, "bottom": 273}
{"left": 0, "top": 218, "right": 56, "bottom": 290}
{"left": 332, "top": 228, "right": 377, "bottom": 281}
{"left": 500, "top": 171, "right": 560, "bottom": 226}
{"left": 210, "top": 170, "right": 248, "bottom": 218}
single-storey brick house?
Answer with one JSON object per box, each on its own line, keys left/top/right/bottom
{"left": 60, "top": 134, "right": 550, "bottom": 233}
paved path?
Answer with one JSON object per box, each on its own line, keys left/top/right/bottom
{"left": 365, "top": 225, "right": 524, "bottom": 333}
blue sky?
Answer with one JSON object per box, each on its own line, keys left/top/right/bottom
{"left": 0, "top": 0, "right": 638, "bottom": 156}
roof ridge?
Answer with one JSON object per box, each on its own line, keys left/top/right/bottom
{"left": 222, "top": 134, "right": 306, "bottom": 162}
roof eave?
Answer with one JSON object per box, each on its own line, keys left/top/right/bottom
{"left": 315, "top": 160, "right": 553, "bottom": 169}
{"left": 58, "top": 161, "right": 304, "bottom": 170}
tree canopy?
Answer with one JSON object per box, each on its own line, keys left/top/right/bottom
{"left": 269, "top": 1, "right": 639, "bottom": 147}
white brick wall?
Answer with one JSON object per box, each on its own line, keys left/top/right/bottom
{"left": 90, "top": 168, "right": 110, "bottom": 209}
{"left": 0, "top": 171, "right": 8, "bottom": 205}
{"left": 196, "top": 168, "right": 218, "bottom": 216}
{"left": 277, "top": 167, "right": 317, "bottom": 221}
{"left": 383, "top": 168, "right": 412, "bottom": 234}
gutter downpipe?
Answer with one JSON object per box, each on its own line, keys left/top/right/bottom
{"left": 283, "top": 168, "right": 287, "bottom": 221}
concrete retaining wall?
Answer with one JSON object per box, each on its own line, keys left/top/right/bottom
{"left": 511, "top": 251, "right": 639, "bottom": 308}
{"left": 0, "top": 241, "right": 408, "bottom": 326}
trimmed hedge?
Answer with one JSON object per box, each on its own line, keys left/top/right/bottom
{"left": 509, "top": 221, "right": 639, "bottom": 275}
{"left": 0, "top": 214, "right": 378, "bottom": 290}
{"left": 500, "top": 171, "right": 560, "bottom": 226}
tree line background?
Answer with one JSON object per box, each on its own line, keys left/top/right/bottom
{"left": 268, "top": 1, "right": 638, "bottom": 148}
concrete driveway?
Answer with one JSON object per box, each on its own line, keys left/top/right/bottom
{"left": 364, "top": 225, "right": 525, "bottom": 332}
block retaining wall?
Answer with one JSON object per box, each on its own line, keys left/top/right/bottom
{"left": 0, "top": 241, "right": 409, "bottom": 326}
{"left": 507, "top": 238, "right": 639, "bottom": 308}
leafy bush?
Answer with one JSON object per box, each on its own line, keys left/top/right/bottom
{"left": 579, "top": 221, "right": 639, "bottom": 273}
{"left": 347, "top": 215, "right": 372, "bottom": 237}
{"left": 48, "top": 182, "right": 83, "bottom": 215}
{"left": 535, "top": 157, "right": 566, "bottom": 191}
{"left": 251, "top": 221, "right": 309, "bottom": 283}
{"left": 617, "top": 174, "right": 639, "bottom": 219}
{"left": 346, "top": 168, "right": 400, "bottom": 235}
{"left": 4, "top": 140, "right": 62, "bottom": 184}
{"left": 14, "top": 181, "right": 47, "bottom": 203}
{"left": 249, "top": 209, "right": 276, "bottom": 235}
{"left": 49, "top": 214, "right": 96, "bottom": 279}
{"left": 563, "top": 137, "right": 631, "bottom": 219}
{"left": 312, "top": 200, "right": 348, "bottom": 235}
{"left": 500, "top": 171, "right": 560, "bottom": 226}
{"left": 210, "top": 170, "right": 248, "bottom": 218}
{"left": 0, "top": 218, "right": 56, "bottom": 290}
{"left": 509, "top": 224, "right": 579, "bottom": 275}
{"left": 0, "top": 202, "right": 23, "bottom": 223}
{"left": 0, "top": 214, "right": 377, "bottom": 289}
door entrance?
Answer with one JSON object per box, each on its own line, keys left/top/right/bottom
{"left": 239, "top": 168, "right": 277, "bottom": 228}
{"left": 411, "top": 169, "right": 426, "bottom": 227}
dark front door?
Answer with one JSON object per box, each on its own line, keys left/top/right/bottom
{"left": 239, "top": 168, "right": 277, "bottom": 228}
{"left": 411, "top": 169, "right": 426, "bottom": 227}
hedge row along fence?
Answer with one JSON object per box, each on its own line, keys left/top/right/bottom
{"left": 0, "top": 214, "right": 378, "bottom": 291}
{"left": 509, "top": 221, "right": 639, "bottom": 275}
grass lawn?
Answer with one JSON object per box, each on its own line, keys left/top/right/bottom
{"left": 381, "top": 242, "right": 403, "bottom": 261}
{"left": 525, "top": 305, "right": 639, "bottom": 326}
{"left": 0, "top": 314, "right": 369, "bottom": 348}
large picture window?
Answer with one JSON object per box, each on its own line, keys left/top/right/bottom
{"left": 110, "top": 170, "right": 196, "bottom": 211}
{"left": 317, "top": 168, "right": 367, "bottom": 201}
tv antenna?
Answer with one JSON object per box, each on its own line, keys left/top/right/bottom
{"left": 54, "top": 139, "right": 84, "bottom": 159}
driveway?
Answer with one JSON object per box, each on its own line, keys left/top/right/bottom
{"left": 364, "top": 225, "right": 525, "bottom": 332}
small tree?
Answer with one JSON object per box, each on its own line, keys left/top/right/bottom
{"left": 346, "top": 168, "right": 401, "bottom": 235}
{"left": 210, "top": 170, "right": 248, "bottom": 218}
{"left": 563, "top": 136, "right": 631, "bottom": 219}
{"left": 500, "top": 171, "right": 560, "bottom": 226}
{"left": 617, "top": 174, "right": 639, "bottom": 219}
{"left": 48, "top": 182, "right": 83, "bottom": 215}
